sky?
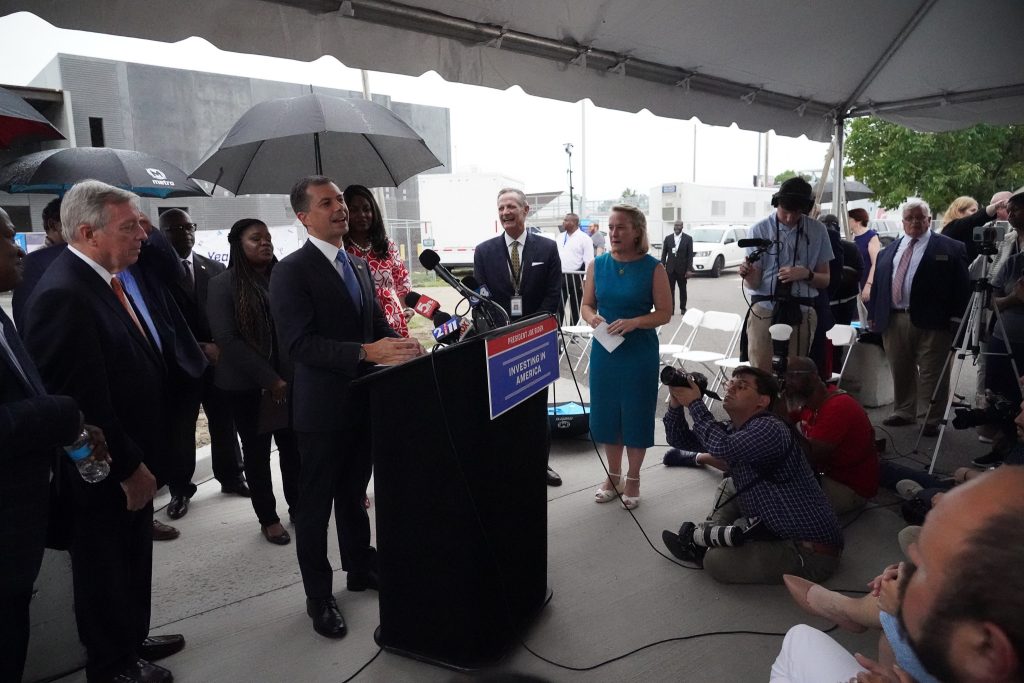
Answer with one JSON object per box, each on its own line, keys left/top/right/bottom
{"left": 0, "top": 11, "right": 831, "bottom": 202}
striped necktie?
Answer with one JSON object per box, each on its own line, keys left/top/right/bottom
{"left": 891, "top": 238, "right": 918, "bottom": 308}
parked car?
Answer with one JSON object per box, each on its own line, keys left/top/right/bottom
{"left": 689, "top": 224, "right": 749, "bottom": 277}
{"left": 869, "top": 218, "right": 901, "bottom": 246}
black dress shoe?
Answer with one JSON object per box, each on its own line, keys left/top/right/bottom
{"left": 545, "top": 466, "right": 563, "bottom": 487}
{"left": 221, "top": 480, "right": 252, "bottom": 497}
{"left": 100, "top": 658, "right": 172, "bottom": 683}
{"left": 261, "top": 523, "right": 291, "bottom": 545}
{"left": 346, "top": 568, "right": 380, "bottom": 592}
{"left": 921, "top": 423, "right": 940, "bottom": 438}
{"left": 139, "top": 634, "right": 185, "bottom": 662}
{"left": 972, "top": 449, "right": 1005, "bottom": 468}
{"left": 306, "top": 597, "right": 347, "bottom": 638}
{"left": 661, "top": 530, "right": 705, "bottom": 568}
{"left": 166, "top": 495, "right": 189, "bottom": 520}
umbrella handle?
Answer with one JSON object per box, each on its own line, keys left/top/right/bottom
{"left": 314, "top": 131, "right": 322, "bottom": 176}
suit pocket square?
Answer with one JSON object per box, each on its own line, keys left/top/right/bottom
{"left": 531, "top": 261, "right": 544, "bottom": 266}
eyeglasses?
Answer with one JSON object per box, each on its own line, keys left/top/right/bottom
{"left": 165, "top": 223, "right": 198, "bottom": 233}
{"left": 903, "top": 216, "right": 930, "bottom": 225}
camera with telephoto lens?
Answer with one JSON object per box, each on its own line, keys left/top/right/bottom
{"left": 952, "top": 391, "right": 1021, "bottom": 429}
{"left": 678, "top": 516, "right": 763, "bottom": 549}
{"left": 661, "top": 367, "right": 708, "bottom": 391}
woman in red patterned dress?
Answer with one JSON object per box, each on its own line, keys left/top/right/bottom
{"left": 342, "top": 184, "right": 413, "bottom": 337}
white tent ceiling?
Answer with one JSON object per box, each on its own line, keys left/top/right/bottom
{"left": 3, "top": 0, "right": 1024, "bottom": 142}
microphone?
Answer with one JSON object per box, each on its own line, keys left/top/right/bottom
{"left": 404, "top": 291, "right": 443, "bottom": 320}
{"left": 458, "top": 273, "right": 509, "bottom": 330}
{"left": 738, "top": 238, "right": 772, "bottom": 249}
{"left": 431, "top": 314, "right": 463, "bottom": 345}
{"left": 419, "top": 249, "right": 476, "bottom": 299}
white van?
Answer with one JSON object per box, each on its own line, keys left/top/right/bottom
{"left": 689, "top": 224, "right": 750, "bottom": 277}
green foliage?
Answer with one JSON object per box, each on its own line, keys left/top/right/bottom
{"left": 844, "top": 118, "right": 1024, "bottom": 211}
{"left": 774, "top": 169, "right": 811, "bottom": 185}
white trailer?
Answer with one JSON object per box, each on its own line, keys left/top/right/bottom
{"left": 649, "top": 181, "right": 777, "bottom": 242}
{"left": 418, "top": 172, "right": 522, "bottom": 269}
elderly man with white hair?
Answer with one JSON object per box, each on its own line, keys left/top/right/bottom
{"left": 866, "top": 198, "right": 970, "bottom": 437}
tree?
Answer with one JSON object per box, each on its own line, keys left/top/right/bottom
{"left": 844, "top": 118, "right": 1024, "bottom": 211}
{"left": 774, "top": 169, "right": 811, "bottom": 185}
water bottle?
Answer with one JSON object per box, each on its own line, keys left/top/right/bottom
{"left": 64, "top": 429, "right": 110, "bottom": 483}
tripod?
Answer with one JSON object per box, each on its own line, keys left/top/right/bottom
{"left": 922, "top": 245, "right": 1020, "bottom": 473}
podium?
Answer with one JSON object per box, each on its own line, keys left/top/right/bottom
{"left": 358, "top": 318, "right": 551, "bottom": 670}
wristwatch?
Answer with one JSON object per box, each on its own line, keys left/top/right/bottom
{"left": 805, "top": 269, "right": 815, "bottom": 282}
{"left": 357, "top": 345, "right": 367, "bottom": 362}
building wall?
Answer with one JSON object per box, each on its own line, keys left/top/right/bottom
{"left": 6, "top": 54, "right": 451, "bottom": 232}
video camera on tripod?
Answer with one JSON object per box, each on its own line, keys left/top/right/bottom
{"left": 973, "top": 220, "right": 1010, "bottom": 254}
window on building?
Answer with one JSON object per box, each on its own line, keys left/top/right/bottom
{"left": 743, "top": 201, "right": 756, "bottom": 217}
{"left": 711, "top": 200, "right": 726, "bottom": 216}
{"left": 88, "top": 117, "right": 105, "bottom": 147}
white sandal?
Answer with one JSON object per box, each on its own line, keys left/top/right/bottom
{"left": 621, "top": 475, "right": 641, "bottom": 510}
{"left": 594, "top": 474, "right": 624, "bottom": 503}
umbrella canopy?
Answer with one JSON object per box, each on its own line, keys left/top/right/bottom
{"left": 0, "top": 85, "right": 65, "bottom": 148}
{"left": 820, "top": 179, "right": 874, "bottom": 204}
{"left": 192, "top": 93, "right": 443, "bottom": 194}
{"left": 0, "top": 147, "right": 208, "bottom": 198}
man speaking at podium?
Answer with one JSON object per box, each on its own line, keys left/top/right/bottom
{"left": 474, "top": 188, "right": 564, "bottom": 486}
{"left": 271, "top": 176, "right": 423, "bottom": 640}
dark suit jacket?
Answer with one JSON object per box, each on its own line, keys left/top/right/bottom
{"left": 134, "top": 231, "right": 207, "bottom": 381}
{"left": 0, "top": 308, "right": 80, "bottom": 590}
{"left": 868, "top": 231, "right": 970, "bottom": 334}
{"left": 473, "top": 232, "right": 562, "bottom": 317}
{"left": 208, "top": 268, "right": 290, "bottom": 392}
{"left": 11, "top": 243, "right": 66, "bottom": 331}
{"left": 270, "top": 241, "right": 396, "bottom": 432}
{"left": 23, "top": 249, "right": 168, "bottom": 483}
{"left": 168, "top": 252, "right": 225, "bottom": 343}
{"left": 661, "top": 232, "right": 694, "bottom": 276}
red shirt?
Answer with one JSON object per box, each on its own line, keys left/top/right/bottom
{"left": 798, "top": 387, "right": 879, "bottom": 498}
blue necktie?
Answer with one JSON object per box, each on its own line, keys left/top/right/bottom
{"left": 335, "top": 250, "right": 363, "bottom": 311}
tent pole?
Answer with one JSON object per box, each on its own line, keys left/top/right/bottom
{"left": 833, "top": 116, "right": 847, "bottom": 237}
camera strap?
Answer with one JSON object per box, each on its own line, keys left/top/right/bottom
{"left": 708, "top": 411, "right": 795, "bottom": 516}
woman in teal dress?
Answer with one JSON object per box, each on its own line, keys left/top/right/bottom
{"left": 581, "top": 205, "right": 671, "bottom": 509}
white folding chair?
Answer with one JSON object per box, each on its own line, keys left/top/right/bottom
{"left": 659, "top": 308, "right": 703, "bottom": 364}
{"left": 671, "top": 310, "right": 743, "bottom": 378}
{"left": 825, "top": 323, "right": 858, "bottom": 387}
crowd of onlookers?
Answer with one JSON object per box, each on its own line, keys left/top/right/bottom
{"left": 4, "top": 176, "right": 1024, "bottom": 682}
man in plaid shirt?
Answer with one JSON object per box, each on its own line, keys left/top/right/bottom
{"left": 661, "top": 365, "right": 843, "bottom": 584}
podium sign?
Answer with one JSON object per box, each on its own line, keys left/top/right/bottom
{"left": 485, "top": 315, "right": 559, "bottom": 419}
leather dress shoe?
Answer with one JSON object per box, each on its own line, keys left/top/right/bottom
{"left": 882, "top": 414, "right": 915, "bottom": 427}
{"left": 921, "top": 423, "right": 940, "bottom": 437}
{"left": 261, "top": 523, "right": 291, "bottom": 545}
{"left": 139, "top": 634, "right": 185, "bottom": 662}
{"left": 306, "top": 597, "right": 347, "bottom": 638}
{"left": 98, "top": 658, "right": 172, "bottom": 683}
{"left": 151, "top": 520, "right": 180, "bottom": 542}
{"left": 166, "top": 495, "right": 189, "bottom": 520}
{"left": 546, "top": 466, "right": 563, "bottom": 486}
{"left": 346, "top": 568, "right": 380, "bottom": 592}
{"left": 221, "top": 480, "right": 252, "bottom": 497}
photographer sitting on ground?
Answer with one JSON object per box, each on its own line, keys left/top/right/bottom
{"left": 783, "top": 356, "right": 879, "bottom": 515}
{"left": 661, "top": 365, "right": 843, "bottom": 585}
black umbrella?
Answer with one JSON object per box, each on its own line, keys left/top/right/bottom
{"left": 0, "top": 86, "right": 65, "bottom": 148}
{"left": 819, "top": 179, "right": 874, "bottom": 203}
{"left": 0, "top": 147, "right": 208, "bottom": 198}
{"left": 192, "top": 93, "right": 443, "bottom": 194}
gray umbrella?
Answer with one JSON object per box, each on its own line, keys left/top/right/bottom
{"left": 819, "top": 179, "right": 874, "bottom": 204}
{"left": 192, "top": 94, "right": 443, "bottom": 194}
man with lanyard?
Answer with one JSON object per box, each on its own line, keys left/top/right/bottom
{"left": 557, "top": 212, "right": 594, "bottom": 324}
{"left": 474, "top": 188, "right": 563, "bottom": 486}
{"left": 739, "top": 177, "right": 833, "bottom": 371}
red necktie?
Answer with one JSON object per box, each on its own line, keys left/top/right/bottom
{"left": 111, "top": 277, "right": 148, "bottom": 338}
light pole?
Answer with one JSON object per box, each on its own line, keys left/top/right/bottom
{"left": 564, "top": 142, "right": 575, "bottom": 214}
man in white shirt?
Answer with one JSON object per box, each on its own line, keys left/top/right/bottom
{"left": 557, "top": 213, "right": 594, "bottom": 324}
